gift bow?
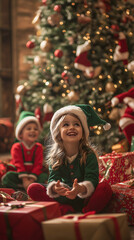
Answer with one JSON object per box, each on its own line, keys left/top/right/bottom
{"left": 62, "top": 211, "right": 121, "bottom": 240}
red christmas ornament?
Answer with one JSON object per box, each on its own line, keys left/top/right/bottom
{"left": 54, "top": 49, "right": 63, "bottom": 58}
{"left": 42, "top": 0, "right": 47, "bottom": 5}
{"left": 54, "top": 5, "right": 61, "bottom": 12}
{"left": 26, "top": 40, "right": 35, "bottom": 49}
{"left": 111, "top": 25, "right": 119, "bottom": 32}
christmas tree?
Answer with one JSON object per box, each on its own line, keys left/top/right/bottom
{"left": 16, "top": 0, "right": 134, "bottom": 153}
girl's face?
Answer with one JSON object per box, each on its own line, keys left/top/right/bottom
{"left": 19, "top": 122, "right": 39, "bottom": 146}
{"left": 59, "top": 114, "right": 83, "bottom": 144}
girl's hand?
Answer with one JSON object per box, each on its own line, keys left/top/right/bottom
{"left": 65, "top": 178, "right": 87, "bottom": 200}
{"left": 53, "top": 180, "right": 69, "bottom": 196}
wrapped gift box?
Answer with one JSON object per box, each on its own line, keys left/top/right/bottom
{"left": 104, "top": 180, "right": 134, "bottom": 226}
{"left": 99, "top": 151, "right": 134, "bottom": 185}
{"left": 42, "top": 212, "right": 130, "bottom": 240}
{"left": 0, "top": 188, "right": 15, "bottom": 196}
{"left": 0, "top": 191, "right": 14, "bottom": 203}
{"left": 0, "top": 201, "right": 61, "bottom": 240}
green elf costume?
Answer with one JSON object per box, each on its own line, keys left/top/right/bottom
{"left": 27, "top": 104, "right": 112, "bottom": 214}
{"left": 2, "top": 111, "right": 48, "bottom": 190}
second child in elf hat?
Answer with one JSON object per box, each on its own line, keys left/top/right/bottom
{"left": 27, "top": 104, "right": 112, "bottom": 215}
{"left": 2, "top": 111, "right": 48, "bottom": 192}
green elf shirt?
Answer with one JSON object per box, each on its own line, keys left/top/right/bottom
{"left": 47, "top": 151, "right": 99, "bottom": 212}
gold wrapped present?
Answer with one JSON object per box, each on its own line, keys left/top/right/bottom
{"left": 42, "top": 212, "right": 130, "bottom": 240}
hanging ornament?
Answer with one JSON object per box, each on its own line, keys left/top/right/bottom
{"left": 61, "top": 71, "right": 76, "bottom": 85}
{"left": 35, "top": 107, "right": 42, "bottom": 127}
{"left": 127, "top": 60, "right": 134, "bottom": 71}
{"left": 42, "top": 0, "right": 47, "bottom": 5}
{"left": 47, "top": 13, "right": 63, "bottom": 26}
{"left": 40, "top": 40, "right": 52, "bottom": 52}
{"left": 54, "top": 49, "right": 63, "bottom": 58}
{"left": 26, "top": 40, "right": 35, "bottom": 49}
{"left": 77, "top": 14, "right": 91, "bottom": 24}
{"left": 32, "top": 10, "right": 41, "bottom": 24}
{"left": 16, "top": 85, "right": 26, "bottom": 95}
{"left": 74, "top": 41, "right": 101, "bottom": 78}
{"left": 105, "top": 82, "right": 116, "bottom": 93}
{"left": 34, "top": 56, "right": 42, "bottom": 65}
{"left": 67, "top": 91, "right": 79, "bottom": 102}
{"left": 54, "top": 5, "right": 61, "bottom": 13}
{"left": 43, "top": 103, "right": 53, "bottom": 123}
{"left": 113, "top": 32, "right": 129, "bottom": 66}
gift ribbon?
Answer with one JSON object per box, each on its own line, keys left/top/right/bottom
{"left": 62, "top": 212, "right": 121, "bottom": 240}
{"left": 1, "top": 202, "right": 48, "bottom": 240}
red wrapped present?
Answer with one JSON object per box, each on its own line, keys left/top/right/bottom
{"left": 0, "top": 201, "right": 61, "bottom": 240}
{"left": 104, "top": 180, "right": 134, "bottom": 226}
{"left": 42, "top": 212, "right": 130, "bottom": 240}
{"left": 99, "top": 151, "right": 134, "bottom": 185}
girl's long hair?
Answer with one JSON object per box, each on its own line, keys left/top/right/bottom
{"left": 46, "top": 114, "right": 98, "bottom": 169}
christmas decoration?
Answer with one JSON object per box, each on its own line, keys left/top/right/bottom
{"left": 54, "top": 49, "right": 63, "bottom": 58}
{"left": 43, "top": 103, "right": 53, "bottom": 123}
{"left": 113, "top": 32, "right": 129, "bottom": 65}
{"left": 35, "top": 107, "right": 42, "bottom": 127}
{"left": 111, "top": 87, "right": 134, "bottom": 145}
{"left": 61, "top": 71, "right": 76, "bottom": 85}
{"left": 54, "top": 5, "right": 61, "bottom": 13}
{"left": 26, "top": 40, "right": 35, "bottom": 49}
{"left": 74, "top": 41, "right": 101, "bottom": 78}
{"left": 67, "top": 91, "right": 79, "bottom": 102}
{"left": 40, "top": 40, "right": 52, "bottom": 52}
{"left": 127, "top": 60, "right": 134, "bottom": 71}
{"left": 105, "top": 82, "right": 116, "bottom": 93}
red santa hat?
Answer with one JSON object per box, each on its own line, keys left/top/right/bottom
{"left": 113, "top": 32, "right": 129, "bottom": 65}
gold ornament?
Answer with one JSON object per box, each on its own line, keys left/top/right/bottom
{"left": 40, "top": 40, "right": 52, "bottom": 52}
{"left": 16, "top": 85, "right": 26, "bottom": 95}
{"left": 105, "top": 82, "right": 116, "bottom": 93}
{"left": 67, "top": 91, "right": 79, "bottom": 102}
{"left": 32, "top": 10, "right": 41, "bottom": 24}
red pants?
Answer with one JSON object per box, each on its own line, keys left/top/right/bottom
{"left": 27, "top": 181, "right": 112, "bottom": 215}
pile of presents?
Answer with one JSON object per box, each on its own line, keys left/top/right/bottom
{"left": 0, "top": 151, "right": 133, "bottom": 240}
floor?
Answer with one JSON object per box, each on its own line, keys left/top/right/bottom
{"left": 0, "top": 153, "right": 134, "bottom": 239}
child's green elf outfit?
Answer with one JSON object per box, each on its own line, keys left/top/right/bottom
{"left": 27, "top": 105, "right": 112, "bottom": 214}
{"left": 2, "top": 111, "right": 48, "bottom": 190}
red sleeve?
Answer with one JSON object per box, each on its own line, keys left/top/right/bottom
{"left": 31, "top": 143, "right": 44, "bottom": 176}
{"left": 11, "top": 143, "right": 26, "bottom": 173}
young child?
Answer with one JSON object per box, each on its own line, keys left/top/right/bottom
{"left": 27, "top": 104, "right": 112, "bottom": 214}
{"left": 2, "top": 111, "right": 48, "bottom": 191}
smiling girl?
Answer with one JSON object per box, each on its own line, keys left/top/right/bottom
{"left": 27, "top": 104, "right": 112, "bottom": 214}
